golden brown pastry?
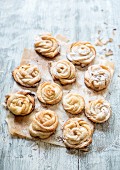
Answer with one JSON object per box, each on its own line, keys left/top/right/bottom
{"left": 12, "top": 64, "right": 41, "bottom": 87}
{"left": 63, "top": 118, "right": 92, "bottom": 149}
{"left": 6, "top": 91, "right": 35, "bottom": 116}
{"left": 85, "top": 99, "right": 111, "bottom": 123}
{"left": 37, "top": 82, "right": 63, "bottom": 105}
{"left": 49, "top": 60, "right": 76, "bottom": 85}
{"left": 29, "top": 110, "right": 58, "bottom": 139}
{"left": 84, "top": 65, "right": 111, "bottom": 91}
{"left": 34, "top": 33, "right": 60, "bottom": 58}
{"left": 62, "top": 93, "right": 85, "bottom": 114}
{"left": 67, "top": 41, "right": 96, "bottom": 67}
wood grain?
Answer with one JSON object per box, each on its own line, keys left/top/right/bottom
{"left": 0, "top": 0, "right": 120, "bottom": 170}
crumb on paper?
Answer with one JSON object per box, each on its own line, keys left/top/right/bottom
{"left": 56, "top": 136, "right": 63, "bottom": 142}
{"left": 105, "top": 49, "right": 113, "bottom": 56}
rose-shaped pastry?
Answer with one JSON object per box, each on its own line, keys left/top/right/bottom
{"left": 5, "top": 91, "right": 35, "bottom": 116}
{"left": 49, "top": 60, "right": 76, "bottom": 85}
{"left": 12, "top": 64, "right": 41, "bottom": 87}
{"left": 67, "top": 42, "right": 96, "bottom": 67}
{"left": 84, "top": 65, "right": 111, "bottom": 91}
{"left": 34, "top": 33, "right": 60, "bottom": 58}
{"left": 63, "top": 118, "right": 92, "bottom": 149}
{"left": 37, "top": 82, "right": 63, "bottom": 105}
{"left": 29, "top": 110, "right": 58, "bottom": 139}
{"left": 85, "top": 99, "right": 111, "bottom": 123}
{"left": 62, "top": 93, "right": 85, "bottom": 114}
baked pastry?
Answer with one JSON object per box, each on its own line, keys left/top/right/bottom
{"left": 37, "top": 82, "right": 63, "bottom": 105}
{"left": 63, "top": 118, "right": 92, "bottom": 149}
{"left": 85, "top": 99, "right": 111, "bottom": 123}
{"left": 34, "top": 33, "right": 60, "bottom": 58}
{"left": 6, "top": 91, "right": 35, "bottom": 116}
{"left": 49, "top": 60, "right": 76, "bottom": 85}
{"left": 29, "top": 110, "right": 58, "bottom": 139}
{"left": 84, "top": 65, "right": 111, "bottom": 91}
{"left": 62, "top": 93, "right": 85, "bottom": 114}
{"left": 67, "top": 41, "right": 96, "bottom": 67}
{"left": 12, "top": 64, "right": 41, "bottom": 87}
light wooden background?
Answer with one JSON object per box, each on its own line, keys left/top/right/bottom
{"left": 0, "top": 0, "right": 120, "bottom": 170}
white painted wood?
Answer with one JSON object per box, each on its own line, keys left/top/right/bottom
{"left": 0, "top": 0, "right": 120, "bottom": 170}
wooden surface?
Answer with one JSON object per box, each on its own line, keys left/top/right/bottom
{"left": 0, "top": 0, "right": 120, "bottom": 170}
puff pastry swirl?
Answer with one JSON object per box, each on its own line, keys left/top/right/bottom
{"left": 49, "top": 60, "right": 76, "bottom": 85}
{"left": 63, "top": 93, "right": 85, "bottom": 114}
{"left": 12, "top": 64, "right": 41, "bottom": 87}
{"left": 63, "top": 118, "right": 92, "bottom": 149}
{"left": 84, "top": 65, "right": 111, "bottom": 91}
{"left": 6, "top": 91, "right": 35, "bottom": 116}
{"left": 67, "top": 42, "right": 96, "bottom": 67}
{"left": 37, "top": 82, "right": 63, "bottom": 105}
{"left": 34, "top": 33, "right": 60, "bottom": 58}
{"left": 85, "top": 99, "right": 111, "bottom": 123}
{"left": 29, "top": 110, "right": 58, "bottom": 139}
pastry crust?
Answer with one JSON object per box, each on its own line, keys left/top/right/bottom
{"left": 29, "top": 110, "right": 58, "bottom": 139}
{"left": 62, "top": 93, "right": 85, "bottom": 114}
{"left": 12, "top": 64, "right": 41, "bottom": 87}
{"left": 34, "top": 33, "right": 60, "bottom": 58}
{"left": 84, "top": 65, "right": 111, "bottom": 91}
{"left": 6, "top": 91, "right": 35, "bottom": 116}
{"left": 49, "top": 60, "right": 76, "bottom": 85}
{"left": 37, "top": 82, "right": 63, "bottom": 105}
{"left": 67, "top": 41, "right": 96, "bottom": 67}
{"left": 63, "top": 118, "right": 92, "bottom": 149}
{"left": 85, "top": 99, "right": 111, "bottom": 123}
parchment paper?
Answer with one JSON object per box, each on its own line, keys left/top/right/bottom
{"left": 6, "top": 36, "right": 115, "bottom": 147}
